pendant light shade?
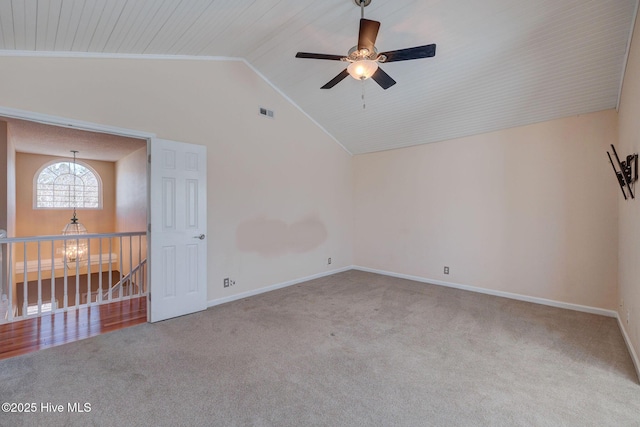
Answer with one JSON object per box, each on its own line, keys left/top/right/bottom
{"left": 62, "top": 214, "right": 88, "bottom": 264}
{"left": 347, "top": 59, "right": 379, "bottom": 80}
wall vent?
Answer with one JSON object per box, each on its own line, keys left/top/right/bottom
{"left": 259, "top": 107, "right": 274, "bottom": 118}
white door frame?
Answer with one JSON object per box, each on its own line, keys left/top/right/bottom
{"left": 0, "top": 106, "right": 155, "bottom": 140}
{"left": 0, "top": 105, "right": 158, "bottom": 321}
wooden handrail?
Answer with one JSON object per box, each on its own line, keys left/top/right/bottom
{"left": 103, "top": 259, "right": 147, "bottom": 299}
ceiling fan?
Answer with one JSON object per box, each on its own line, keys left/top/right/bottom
{"left": 295, "top": 0, "right": 436, "bottom": 90}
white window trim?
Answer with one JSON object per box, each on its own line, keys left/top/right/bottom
{"left": 32, "top": 158, "right": 104, "bottom": 210}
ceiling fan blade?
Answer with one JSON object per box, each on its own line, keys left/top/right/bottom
{"left": 371, "top": 67, "right": 396, "bottom": 90}
{"left": 358, "top": 19, "right": 381, "bottom": 53}
{"left": 380, "top": 44, "right": 436, "bottom": 62}
{"left": 321, "top": 69, "right": 350, "bottom": 89}
{"left": 296, "top": 52, "right": 345, "bottom": 61}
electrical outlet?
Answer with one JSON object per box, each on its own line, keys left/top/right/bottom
{"left": 328, "top": 257, "right": 332, "bottom": 265}
{"left": 224, "top": 278, "right": 229, "bottom": 288}
{"left": 444, "top": 266, "right": 449, "bottom": 274}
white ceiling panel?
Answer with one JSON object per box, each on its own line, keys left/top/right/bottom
{"left": 0, "top": 0, "right": 636, "bottom": 154}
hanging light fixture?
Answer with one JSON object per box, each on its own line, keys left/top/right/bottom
{"left": 347, "top": 58, "right": 379, "bottom": 81}
{"left": 60, "top": 150, "right": 88, "bottom": 268}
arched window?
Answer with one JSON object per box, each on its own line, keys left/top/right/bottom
{"left": 34, "top": 160, "right": 102, "bottom": 209}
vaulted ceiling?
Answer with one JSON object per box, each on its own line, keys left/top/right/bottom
{"left": 0, "top": 0, "right": 637, "bottom": 154}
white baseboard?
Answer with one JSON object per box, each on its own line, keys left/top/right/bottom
{"left": 207, "top": 266, "right": 352, "bottom": 308}
{"left": 616, "top": 314, "right": 640, "bottom": 383}
{"left": 352, "top": 265, "right": 618, "bottom": 318}
{"left": 209, "top": 264, "right": 619, "bottom": 318}
{"left": 353, "top": 266, "right": 639, "bottom": 383}
{"left": 206, "top": 264, "right": 639, "bottom": 383}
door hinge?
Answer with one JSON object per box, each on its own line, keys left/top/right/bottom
{"left": 148, "top": 154, "right": 151, "bottom": 163}
{"left": 148, "top": 223, "right": 151, "bottom": 232}
{"left": 148, "top": 293, "right": 151, "bottom": 302}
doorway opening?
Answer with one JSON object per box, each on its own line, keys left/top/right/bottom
{"left": 0, "top": 110, "right": 152, "bottom": 356}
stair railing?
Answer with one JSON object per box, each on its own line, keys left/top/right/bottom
{"left": 0, "top": 231, "right": 146, "bottom": 323}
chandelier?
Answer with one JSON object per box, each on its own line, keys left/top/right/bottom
{"left": 59, "top": 150, "right": 88, "bottom": 268}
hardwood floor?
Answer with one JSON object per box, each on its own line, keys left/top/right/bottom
{"left": 0, "top": 297, "right": 147, "bottom": 360}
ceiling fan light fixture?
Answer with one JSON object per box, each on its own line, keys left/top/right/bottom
{"left": 347, "top": 59, "right": 378, "bottom": 80}
{"left": 295, "top": 0, "right": 435, "bottom": 91}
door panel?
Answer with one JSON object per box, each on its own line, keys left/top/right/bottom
{"left": 150, "top": 139, "right": 207, "bottom": 322}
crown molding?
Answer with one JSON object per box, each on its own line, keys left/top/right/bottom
{"left": 0, "top": 49, "right": 242, "bottom": 62}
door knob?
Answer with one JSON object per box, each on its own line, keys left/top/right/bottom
{"left": 194, "top": 234, "right": 205, "bottom": 240}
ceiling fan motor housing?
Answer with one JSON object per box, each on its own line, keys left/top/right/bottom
{"left": 345, "top": 46, "right": 385, "bottom": 63}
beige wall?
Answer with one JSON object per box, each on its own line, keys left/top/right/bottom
{"left": 115, "top": 147, "right": 147, "bottom": 233}
{"left": 0, "top": 121, "right": 7, "bottom": 231}
{"left": 354, "top": 110, "right": 619, "bottom": 309}
{"left": 15, "top": 152, "right": 116, "bottom": 237}
{"left": 618, "top": 12, "right": 640, "bottom": 368}
{"left": 1, "top": 122, "right": 17, "bottom": 302}
{"left": 0, "top": 56, "right": 354, "bottom": 302}
{"left": 115, "top": 147, "right": 147, "bottom": 279}
{"left": 7, "top": 125, "right": 15, "bottom": 238}
{"left": 0, "top": 121, "right": 7, "bottom": 299}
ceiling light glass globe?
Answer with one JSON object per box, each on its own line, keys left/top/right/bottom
{"left": 347, "top": 60, "right": 379, "bottom": 80}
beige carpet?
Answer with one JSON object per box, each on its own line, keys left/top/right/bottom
{"left": 1, "top": 270, "right": 639, "bottom": 426}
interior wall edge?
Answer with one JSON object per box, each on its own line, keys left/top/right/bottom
{"left": 352, "top": 265, "right": 618, "bottom": 318}
{"left": 616, "top": 0, "right": 640, "bottom": 111}
{"left": 239, "top": 59, "right": 352, "bottom": 156}
{"left": 617, "top": 315, "right": 640, "bottom": 383}
{"left": 208, "top": 261, "right": 624, "bottom": 321}
{"left": 207, "top": 265, "right": 353, "bottom": 308}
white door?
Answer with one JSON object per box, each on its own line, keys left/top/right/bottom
{"left": 149, "top": 139, "right": 207, "bottom": 322}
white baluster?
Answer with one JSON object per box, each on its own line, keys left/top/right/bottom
{"left": 98, "top": 237, "right": 103, "bottom": 303}
{"left": 119, "top": 235, "right": 123, "bottom": 300}
{"left": 87, "top": 238, "right": 91, "bottom": 305}
{"left": 138, "top": 235, "right": 143, "bottom": 296}
{"left": 7, "top": 243, "right": 13, "bottom": 321}
{"left": 63, "top": 239, "right": 68, "bottom": 311}
{"left": 22, "top": 243, "right": 27, "bottom": 317}
{"left": 37, "top": 241, "right": 42, "bottom": 315}
{"left": 75, "top": 237, "right": 80, "bottom": 308}
{"left": 129, "top": 236, "right": 133, "bottom": 298}
{"left": 50, "top": 240, "right": 55, "bottom": 311}
{"left": 108, "top": 239, "right": 113, "bottom": 301}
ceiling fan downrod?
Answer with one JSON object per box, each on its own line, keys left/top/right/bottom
{"left": 355, "top": 0, "right": 371, "bottom": 18}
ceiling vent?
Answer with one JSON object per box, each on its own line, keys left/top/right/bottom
{"left": 259, "top": 107, "right": 274, "bottom": 119}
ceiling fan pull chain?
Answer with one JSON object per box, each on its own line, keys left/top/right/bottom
{"left": 362, "top": 79, "right": 366, "bottom": 109}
